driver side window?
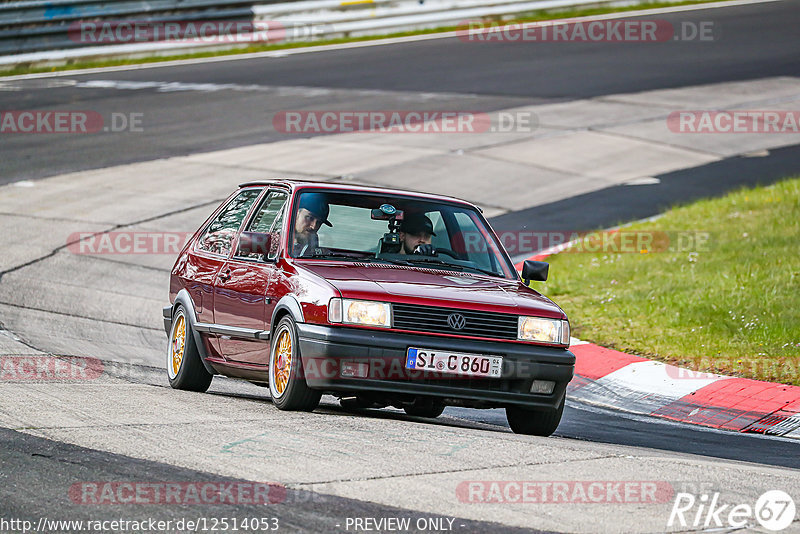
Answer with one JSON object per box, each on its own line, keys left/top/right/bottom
{"left": 239, "top": 190, "right": 288, "bottom": 261}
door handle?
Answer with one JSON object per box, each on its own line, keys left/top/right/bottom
{"left": 219, "top": 269, "right": 231, "bottom": 282}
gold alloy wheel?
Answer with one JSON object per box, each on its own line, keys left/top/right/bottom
{"left": 273, "top": 329, "right": 292, "bottom": 396}
{"left": 171, "top": 314, "right": 186, "bottom": 377}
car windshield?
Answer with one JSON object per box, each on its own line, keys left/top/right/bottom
{"left": 288, "top": 190, "right": 516, "bottom": 279}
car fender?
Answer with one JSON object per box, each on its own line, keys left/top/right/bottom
{"left": 270, "top": 294, "right": 305, "bottom": 333}
{"left": 170, "top": 289, "right": 217, "bottom": 376}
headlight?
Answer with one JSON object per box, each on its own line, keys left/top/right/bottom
{"left": 329, "top": 298, "right": 391, "bottom": 327}
{"left": 518, "top": 316, "right": 569, "bottom": 345}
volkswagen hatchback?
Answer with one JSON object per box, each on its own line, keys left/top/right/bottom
{"left": 164, "top": 180, "right": 574, "bottom": 435}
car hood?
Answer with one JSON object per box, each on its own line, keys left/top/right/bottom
{"left": 297, "top": 262, "right": 565, "bottom": 318}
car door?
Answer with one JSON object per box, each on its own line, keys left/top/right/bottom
{"left": 214, "top": 189, "right": 289, "bottom": 365}
{"left": 186, "top": 187, "right": 262, "bottom": 357}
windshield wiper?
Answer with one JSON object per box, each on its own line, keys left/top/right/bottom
{"left": 305, "top": 251, "right": 367, "bottom": 261}
{"left": 398, "top": 256, "right": 466, "bottom": 271}
{"left": 366, "top": 257, "right": 416, "bottom": 267}
{"left": 458, "top": 264, "right": 504, "bottom": 278}
{"left": 399, "top": 256, "right": 503, "bottom": 278}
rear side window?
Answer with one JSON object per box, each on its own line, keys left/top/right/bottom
{"left": 197, "top": 189, "right": 261, "bottom": 256}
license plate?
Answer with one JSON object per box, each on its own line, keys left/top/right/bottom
{"left": 405, "top": 348, "right": 502, "bottom": 378}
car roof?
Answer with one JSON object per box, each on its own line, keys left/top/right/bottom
{"left": 238, "top": 179, "right": 477, "bottom": 209}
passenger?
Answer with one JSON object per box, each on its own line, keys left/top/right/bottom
{"left": 398, "top": 213, "right": 436, "bottom": 255}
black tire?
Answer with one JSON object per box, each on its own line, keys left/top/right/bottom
{"left": 269, "top": 316, "right": 321, "bottom": 411}
{"left": 506, "top": 396, "right": 564, "bottom": 436}
{"left": 404, "top": 399, "right": 445, "bottom": 418}
{"left": 166, "top": 305, "right": 212, "bottom": 392}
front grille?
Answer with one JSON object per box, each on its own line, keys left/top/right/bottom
{"left": 392, "top": 303, "right": 518, "bottom": 340}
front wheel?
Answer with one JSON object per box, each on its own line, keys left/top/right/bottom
{"left": 506, "top": 396, "right": 564, "bottom": 436}
{"left": 269, "top": 316, "right": 321, "bottom": 411}
{"left": 167, "top": 305, "right": 212, "bottom": 392}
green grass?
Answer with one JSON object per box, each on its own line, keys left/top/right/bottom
{"left": 538, "top": 178, "right": 800, "bottom": 385}
{"left": 2, "top": 0, "right": 728, "bottom": 77}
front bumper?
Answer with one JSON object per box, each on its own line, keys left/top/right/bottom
{"left": 296, "top": 323, "right": 574, "bottom": 410}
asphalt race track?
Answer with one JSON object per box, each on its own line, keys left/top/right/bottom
{"left": 1, "top": 0, "right": 799, "bottom": 182}
{"left": 1, "top": 0, "right": 799, "bottom": 532}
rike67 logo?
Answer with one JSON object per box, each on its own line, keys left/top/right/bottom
{"left": 668, "top": 490, "right": 796, "bottom": 531}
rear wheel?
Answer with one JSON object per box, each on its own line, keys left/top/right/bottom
{"left": 269, "top": 316, "right": 321, "bottom": 411}
{"left": 404, "top": 399, "right": 445, "bottom": 418}
{"left": 166, "top": 305, "right": 212, "bottom": 392}
{"left": 506, "top": 396, "right": 564, "bottom": 436}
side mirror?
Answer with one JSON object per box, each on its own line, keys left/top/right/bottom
{"left": 237, "top": 231, "right": 272, "bottom": 259}
{"left": 522, "top": 260, "right": 549, "bottom": 282}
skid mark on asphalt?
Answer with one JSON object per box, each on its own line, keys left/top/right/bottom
{"left": 0, "top": 198, "right": 226, "bottom": 364}
{"left": 70, "top": 254, "right": 170, "bottom": 273}
{"left": 0, "top": 197, "right": 222, "bottom": 281}
{"left": 289, "top": 454, "right": 623, "bottom": 487}
{"left": 218, "top": 424, "right": 470, "bottom": 460}
{"left": 0, "top": 301, "right": 162, "bottom": 331}
{"left": 0, "top": 210, "right": 114, "bottom": 225}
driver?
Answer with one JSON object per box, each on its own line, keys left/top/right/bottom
{"left": 398, "top": 213, "right": 436, "bottom": 255}
{"left": 292, "top": 193, "right": 332, "bottom": 256}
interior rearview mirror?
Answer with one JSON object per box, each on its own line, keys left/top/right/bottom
{"left": 370, "top": 206, "right": 404, "bottom": 221}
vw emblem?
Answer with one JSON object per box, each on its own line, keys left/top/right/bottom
{"left": 447, "top": 313, "right": 466, "bottom": 330}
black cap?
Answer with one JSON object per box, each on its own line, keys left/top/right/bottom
{"left": 297, "top": 192, "right": 332, "bottom": 227}
{"left": 400, "top": 213, "right": 436, "bottom": 236}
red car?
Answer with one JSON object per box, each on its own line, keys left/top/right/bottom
{"left": 163, "top": 180, "right": 574, "bottom": 435}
